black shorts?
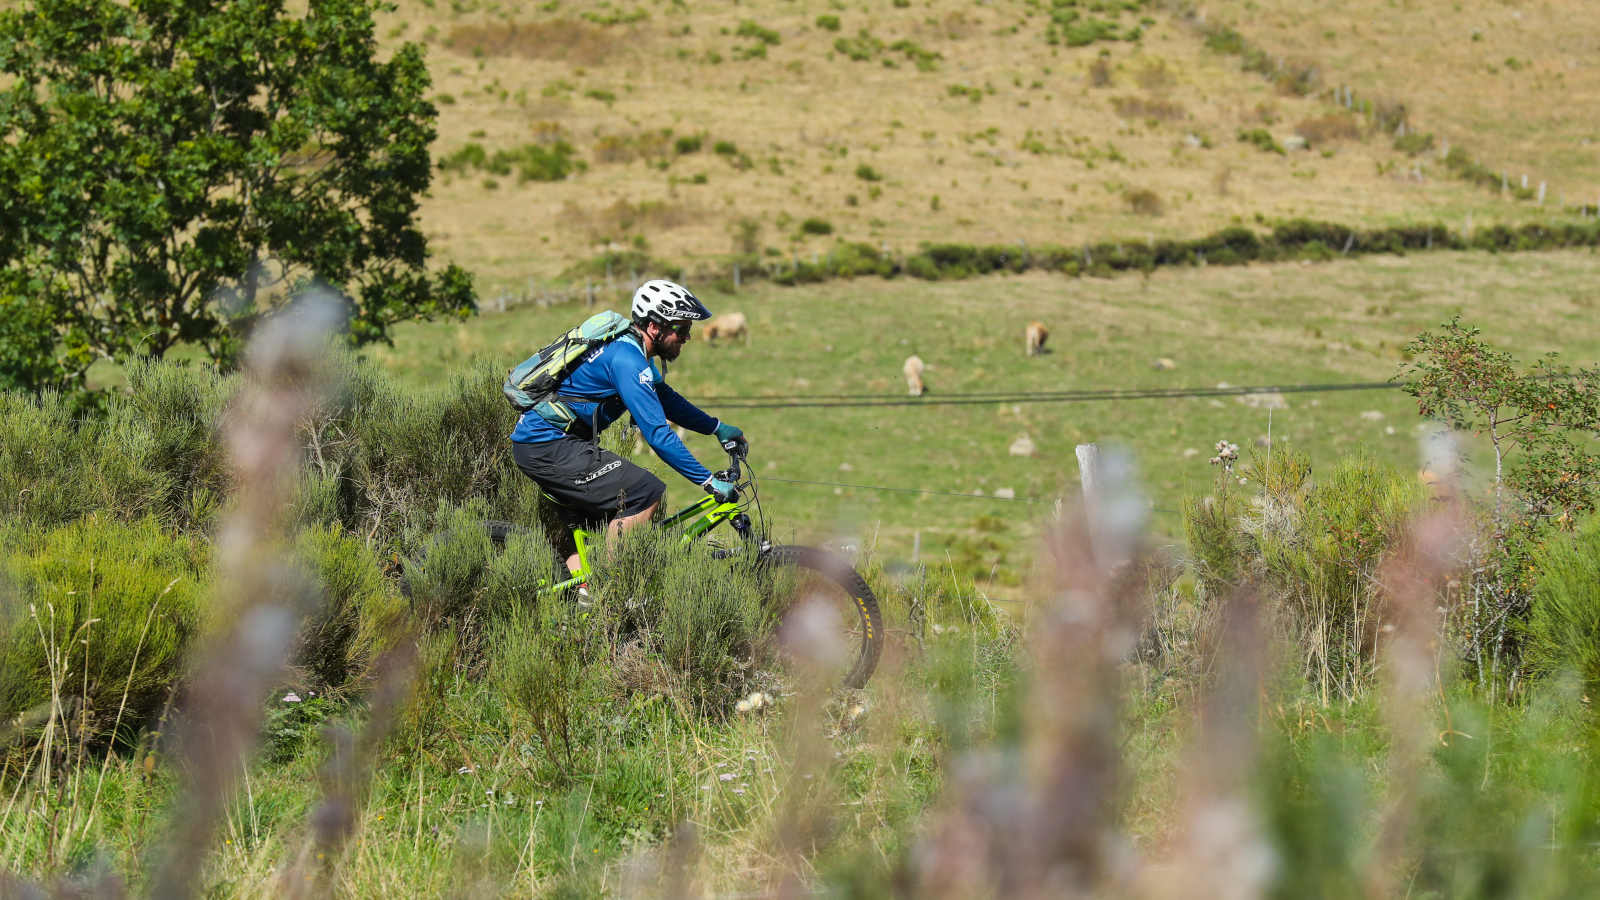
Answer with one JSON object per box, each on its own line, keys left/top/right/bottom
{"left": 510, "top": 437, "right": 665, "bottom": 526}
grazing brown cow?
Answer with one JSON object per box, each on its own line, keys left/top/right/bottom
{"left": 1418, "top": 468, "right": 1457, "bottom": 502}
{"left": 903, "top": 355, "right": 925, "bottom": 397}
{"left": 702, "top": 312, "right": 750, "bottom": 345}
{"left": 1025, "top": 321, "right": 1049, "bottom": 356}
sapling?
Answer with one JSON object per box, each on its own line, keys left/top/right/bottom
{"left": 1400, "top": 318, "right": 1600, "bottom": 688}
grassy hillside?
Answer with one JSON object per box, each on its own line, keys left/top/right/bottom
{"left": 374, "top": 248, "right": 1600, "bottom": 590}
{"left": 374, "top": 0, "right": 1578, "bottom": 290}
{"left": 1194, "top": 0, "right": 1600, "bottom": 205}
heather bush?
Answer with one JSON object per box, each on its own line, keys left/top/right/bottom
{"left": 0, "top": 392, "right": 165, "bottom": 528}
{"left": 0, "top": 516, "right": 208, "bottom": 746}
{"left": 585, "top": 527, "right": 769, "bottom": 712}
{"left": 291, "top": 523, "right": 404, "bottom": 691}
{"left": 1526, "top": 519, "right": 1600, "bottom": 696}
{"left": 1183, "top": 447, "right": 1427, "bottom": 700}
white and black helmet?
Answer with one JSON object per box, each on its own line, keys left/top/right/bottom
{"left": 631, "top": 279, "right": 712, "bottom": 325}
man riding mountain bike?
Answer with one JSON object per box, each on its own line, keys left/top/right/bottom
{"left": 508, "top": 279, "right": 747, "bottom": 573}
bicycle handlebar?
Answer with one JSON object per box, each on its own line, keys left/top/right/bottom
{"left": 715, "top": 440, "right": 748, "bottom": 494}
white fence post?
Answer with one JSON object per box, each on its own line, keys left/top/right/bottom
{"left": 1076, "top": 442, "right": 1102, "bottom": 553}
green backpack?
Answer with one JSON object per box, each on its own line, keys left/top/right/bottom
{"left": 503, "top": 311, "right": 636, "bottom": 417}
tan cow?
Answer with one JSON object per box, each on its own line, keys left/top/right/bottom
{"left": 1025, "top": 321, "right": 1049, "bottom": 356}
{"left": 903, "top": 355, "right": 925, "bottom": 397}
{"left": 1418, "top": 468, "right": 1457, "bottom": 503}
{"left": 702, "top": 312, "right": 750, "bottom": 345}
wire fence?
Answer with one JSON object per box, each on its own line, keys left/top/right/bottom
{"left": 690, "top": 379, "right": 1403, "bottom": 410}
{"left": 760, "top": 474, "right": 1182, "bottom": 514}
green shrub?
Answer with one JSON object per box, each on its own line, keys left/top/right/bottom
{"left": 713, "top": 140, "right": 738, "bottom": 156}
{"left": 439, "top": 141, "right": 582, "bottom": 182}
{"left": 1191, "top": 449, "right": 1425, "bottom": 699}
{"left": 1526, "top": 519, "right": 1600, "bottom": 695}
{"left": 115, "top": 360, "right": 234, "bottom": 530}
{"left": 1052, "top": 17, "right": 1126, "bottom": 47}
{"left": 834, "top": 31, "right": 883, "bottom": 62}
{"left": 888, "top": 39, "right": 941, "bottom": 71}
{"left": 815, "top": 14, "right": 841, "bottom": 31}
{"left": 490, "top": 588, "right": 603, "bottom": 769}
{"left": 1393, "top": 130, "right": 1435, "bottom": 157}
{"left": 735, "top": 20, "right": 780, "bottom": 46}
{"left": 0, "top": 393, "right": 152, "bottom": 527}
{"left": 292, "top": 524, "right": 403, "bottom": 691}
{"left": 481, "top": 530, "right": 561, "bottom": 618}
{"left": 403, "top": 501, "right": 496, "bottom": 628}
{"left": 504, "top": 141, "right": 583, "bottom": 181}
{"left": 800, "top": 218, "right": 834, "bottom": 236}
{"left": 1299, "top": 239, "right": 1335, "bottom": 261}
{"left": 828, "top": 242, "right": 896, "bottom": 278}
{"left": 854, "top": 164, "right": 883, "bottom": 182}
{"left": 1238, "top": 127, "right": 1285, "bottom": 155}
{"left": 438, "top": 142, "right": 487, "bottom": 173}
{"left": 1182, "top": 483, "right": 1246, "bottom": 594}
{"left": 0, "top": 517, "right": 208, "bottom": 745}
{"left": 587, "top": 528, "right": 768, "bottom": 711}
{"left": 335, "top": 359, "right": 523, "bottom": 539}
{"left": 946, "top": 83, "right": 983, "bottom": 102}
{"left": 673, "top": 134, "right": 702, "bottom": 155}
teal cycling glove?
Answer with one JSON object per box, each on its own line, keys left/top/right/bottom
{"left": 714, "top": 421, "right": 744, "bottom": 444}
{"left": 703, "top": 476, "right": 737, "bottom": 503}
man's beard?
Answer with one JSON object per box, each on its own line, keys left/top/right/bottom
{"left": 657, "top": 337, "right": 683, "bottom": 362}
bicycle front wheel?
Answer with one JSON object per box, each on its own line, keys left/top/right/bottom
{"left": 763, "top": 545, "right": 883, "bottom": 689}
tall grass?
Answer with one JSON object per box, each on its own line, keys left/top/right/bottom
{"left": 1525, "top": 518, "right": 1600, "bottom": 696}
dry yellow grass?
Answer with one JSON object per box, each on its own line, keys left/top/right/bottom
{"left": 1196, "top": 0, "right": 1600, "bottom": 202}
{"left": 373, "top": 0, "right": 1557, "bottom": 291}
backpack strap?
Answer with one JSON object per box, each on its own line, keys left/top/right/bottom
{"left": 539, "top": 325, "right": 648, "bottom": 446}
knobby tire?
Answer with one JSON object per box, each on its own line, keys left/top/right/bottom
{"left": 762, "top": 545, "right": 884, "bottom": 690}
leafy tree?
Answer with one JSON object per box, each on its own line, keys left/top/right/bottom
{"left": 0, "top": 0, "right": 475, "bottom": 396}
{"left": 1400, "top": 318, "right": 1600, "bottom": 687}
{"left": 1402, "top": 318, "right": 1600, "bottom": 530}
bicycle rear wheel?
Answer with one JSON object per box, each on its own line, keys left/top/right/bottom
{"left": 762, "top": 545, "right": 883, "bottom": 689}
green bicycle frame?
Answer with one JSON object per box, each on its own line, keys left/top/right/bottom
{"left": 535, "top": 493, "right": 747, "bottom": 596}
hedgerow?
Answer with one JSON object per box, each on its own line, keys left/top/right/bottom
{"left": 660, "top": 218, "right": 1600, "bottom": 289}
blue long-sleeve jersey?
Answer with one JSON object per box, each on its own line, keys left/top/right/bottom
{"left": 509, "top": 334, "right": 719, "bottom": 484}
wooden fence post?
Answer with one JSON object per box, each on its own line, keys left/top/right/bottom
{"left": 1077, "top": 442, "right": 1102, "bottom": 552}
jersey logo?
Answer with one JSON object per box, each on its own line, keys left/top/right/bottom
{"left": 638, "top": 367, "right": 654, "bottom": 385}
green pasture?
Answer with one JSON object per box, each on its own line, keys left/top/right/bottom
{"left": 374, "top": 249, "right": 1600, "bottom": 589}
